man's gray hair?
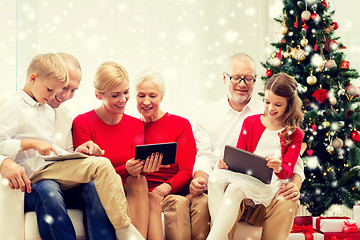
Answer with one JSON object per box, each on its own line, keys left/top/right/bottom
{"left": 224, "top": 53, "right": 256, "bottom": 74}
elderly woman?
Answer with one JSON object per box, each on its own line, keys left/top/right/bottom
{"left": 72, "top": 62, "right": 159, "bottom": 238}
{"left": 134, "top": 69, "right": 196, "bottom": 240}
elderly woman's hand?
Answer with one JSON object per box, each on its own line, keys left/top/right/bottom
{"left": 143, "top": 152, "right": 165, "bottom": 173}
{"left": 126, "top": 158, "right": 144, "bottom": 177}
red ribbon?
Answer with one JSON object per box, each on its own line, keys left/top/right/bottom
{"left": 342, "top": 219, "right": 358, "bottom": 233}
{"left": 301, "top": 19, "right": 308, "bottom": 31}
{"left": 315, "top": 216, "right": 350, "bottom": 231}
{"left": 291, "top": 224, "right": 315, "bottom": 240}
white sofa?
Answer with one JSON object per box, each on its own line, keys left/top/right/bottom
{"left": 0, "top": 173, "right": 263, "bottom": 240}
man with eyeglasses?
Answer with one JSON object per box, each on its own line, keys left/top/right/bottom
{"left": 187, "top": 53, "right": 305, "bottom": 240}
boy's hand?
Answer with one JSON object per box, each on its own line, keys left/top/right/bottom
{"left": 0, "top": 158, "right": 31, "bottom": 193}
{"left": 266, "top": 157, "right": 281, "bottom": 173}
{"left": 21, "top": 139, "right": 58, "bottom": 156}
{"left": 126, "top": 158, "right": 144, "bottom": 176}
{"left": 217, "top": 158, "right": 228, "bottom": 169}
{"left": 75, "top": 141, "right": 105, "bottom": 156}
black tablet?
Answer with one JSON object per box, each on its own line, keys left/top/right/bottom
{"left": 223, "top": 145, "right": 273, "bottom": 184}
{"left": 44, "top": 153, "right": 88, "bottom": 161}
{"left": 135, "top": 142, "right": 177, "bottom": 165}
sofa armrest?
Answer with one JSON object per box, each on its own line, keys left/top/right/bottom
{"left": 0, "top": 175, "right": 25, "bottom": 239}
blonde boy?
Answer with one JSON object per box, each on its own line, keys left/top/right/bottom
{"left": 0, "top": 53, "right": 144, "bottom": 240}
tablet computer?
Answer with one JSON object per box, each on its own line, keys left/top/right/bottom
{"left": 135, "top": 142, "right": 177, "bottom": 165}
{"left": 223, "top": 145, "right": 273, "bottom": 184}
{"left": 44, "top": 153, "right": 88, "bottom": 161}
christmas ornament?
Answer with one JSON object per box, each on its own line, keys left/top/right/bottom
{"left": 347, "top": 85, "right": 359, "bottom": 96}
{"left": 307, "top": 75, "right": 317, "bottom": 85}
{"left": 312, "top": 125, "right": 317, "bottom": 131}
{"left": 266, "top": 70, "right": 272, "bottom": 77}
{"left": 269, "top": 57, "right": 281, "bottom": 67}
{"left": 292, "top": 46, "right": 306, "bottom": 61}
{"left": 329, "top": 96, "right": 337, "bottom": 106}
{"left": 306, "top": 149, "right": 313, "bottom": 156}
{"left": 332, "top": 22, "right": 339, "bottom": 30}
{"left": 351, "top": 130, "right": 360, "bottom": 143}
{"left": 345, "top": 109, "right": 355, "bottom": 118}
{"left": 322, "top": 121, "right": 330, "bottom": 128}
{"left": 279, "top": 23, "right": 288, "bottom": 35}
{"left": 300, "top": 38, "right": 308, "bottom": 47}
{"left": 325, "top": 59, "right": 336, "bottom": 69}
{"left": 322, "top": 1, "right": 328, "bottom": 9}
{"left": 341, "top": 61, "right": 350, "bottom": 69}
{"left": 332, "top": 138, "right": 343, "bottom": 149}
{"left": 321, "top": 37, "right": 331, "bottom": 53}
{"left": 313, "top": 89, "right": 329, "bottom": 103}
{"left": 301, "top": 10, "right": 311, "bottom": 21}
{"left": 283, "top": 51, "right": 290, "bottom": 58}
{"left": 311, "top": 13, "right": 319, "bottom": 21}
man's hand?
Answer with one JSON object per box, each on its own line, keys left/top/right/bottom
{"left": 189, "top": 177, "right": 207, "bottom": 196}
{"left": 277, "top": 182, "right": 300, "bottom": 201}
{"left": 75, "top": 141, "right": 105, "bottom": 156}
{"left": 152, "top": 183, "right": 172, "bottom": 198}
{"left": 126, "top": 158, "right": 144, "bottom": 177}
{"left": 0, "top": 158, "right": 31, "bottom": 193}
{"left": 21, "top": 139, "right": 58, "bottom": 156}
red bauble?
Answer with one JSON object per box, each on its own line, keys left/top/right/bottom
{"left": 266, "top": 70, "right": 273, "bottom": 77}
{"left": 322, "top": 1, "right": 328, "bottom": 8}
{"left": 351, "top": 130, "right": 360, "bottom": 143}
{"left": 332, "top": 22, "right": 339, "bottom": 30}
{"left": 311, "top": 13, "right": 319, "bottom": 20}
{"left": 341, "top": 61, "right": 349, "bottom": 69}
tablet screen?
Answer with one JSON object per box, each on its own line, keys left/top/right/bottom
{"left": 135, "top": 142, "right": 177, "bottom": 165}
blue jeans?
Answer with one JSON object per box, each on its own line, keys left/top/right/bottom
{"left": 25, "top": 180, "right": 116, "bottom": 240}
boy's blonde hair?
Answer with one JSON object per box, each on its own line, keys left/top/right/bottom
{"left": 27, "top": 53, "right": 69, "bottom": 84}
{"left": 94, "top": 61, "right": 129, "bottom": 93}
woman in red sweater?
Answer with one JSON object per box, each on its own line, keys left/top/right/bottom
{"left": 135, "top": 69, "right": 196, "bottom": 240}
{"left": 72, "top": 62, "right": 158, "bottom": 238}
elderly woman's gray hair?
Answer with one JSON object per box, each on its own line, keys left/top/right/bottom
{"left": 134, "top": 69, "right": 166, "bottom": 97}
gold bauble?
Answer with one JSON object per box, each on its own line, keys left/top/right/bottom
{"left": 306, "top": 75, "right": 317, "bottom": 85}
{"left": 279, "top": 25, "right": 288, "bottom": 35}
{"left": 292, "top": 47, "right": 306, "bottom": 61}
{"left": 301, "top": 10, "right": 311, "bottom": 21}
{"left": 325, "top": 60, "right": 336, "bottom": 69}
{"left": 322, "top": 121, "right": 330, "bottom": 128}
{"left": 300, "top": 38, "right": 309, "bottom": 47}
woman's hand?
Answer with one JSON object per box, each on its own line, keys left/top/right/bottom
{"left": 266, "top": 157, "right": 281, "bottom": 173}
{"left": 152, "top": 183, "right": 172, "bottom": 198}
{"left": 277, "top": 182, "right": 300, "bottom": 201}
{"left": 125, "top": 158, "right": 144, "bottom": 177}
{"left": 142, "top": 152, "right": 164, "bottom": 173}
{"left": 217, "top": 158, "right": 228, "bottom": 169}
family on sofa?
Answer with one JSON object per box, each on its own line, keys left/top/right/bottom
{"left": 0, "top": 52, "right": 304, "bottom": 240}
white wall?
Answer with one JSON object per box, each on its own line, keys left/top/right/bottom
{"left": 0, "top": 0, "right": 359, "bottom": 124}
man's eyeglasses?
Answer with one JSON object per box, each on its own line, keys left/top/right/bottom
{"left": 225, "top": 73, "right": 256, "bottom": 85}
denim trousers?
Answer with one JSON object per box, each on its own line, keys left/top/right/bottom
{"left": 25, "top": 179, "right": 116, "bottom": 240}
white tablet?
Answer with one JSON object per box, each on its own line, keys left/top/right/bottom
{"left": 43, "top": 153, "right": 88, "bottom": 161}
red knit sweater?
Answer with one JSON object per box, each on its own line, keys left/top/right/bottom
{"left": 143, "top": 113, "right": 196, "bottom": 194}
{"left": 72, "top": 110, "right": 144, "bottom": 179}
{"left": 236, "top": 114, "right": 303, "bottom": 179}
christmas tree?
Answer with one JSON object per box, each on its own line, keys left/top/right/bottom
{"left": 261, "top": 0, "right": 360, "bottom": 216}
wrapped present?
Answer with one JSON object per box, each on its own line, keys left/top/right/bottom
{"left": 323, "top": 232, "right": 360, "bottom": 240}
{"left": 354, "top": 205, "right": 360, "bottom": 226}
{"left": 313, "top": 217, "right": 356, "bottom": 232}
{"left": 342, "top": 220, "right": 358, "bottom": 234}
{"left": 288, "top": 224, "right": 324, "bottom": 240}
{"left": 294, "top": 216, "right": 314, "bottom": 226}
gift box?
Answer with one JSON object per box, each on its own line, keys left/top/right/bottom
{"left": 288, "top": 224, "right": 324, "bottom": 240}
{"left": 294, "top": 216, "right": 314, "bottom": 226}
{"left": 323, "top": 232, "right": 360, "bottom": 240}
{"left": 313, "top": 217, "right": 356, "bottom": 233}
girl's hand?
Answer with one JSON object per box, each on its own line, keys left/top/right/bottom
{"left": 217, "top": 158, "right": 228, "bottom": 170}
{"left": 152, "top": 183, "right": 172, "bottom": 198}
{"left": 125, "top": 158, "right": 144, "bottom": 176}
{"left": 266, "top": 157, "right": 281, "bottom": 173}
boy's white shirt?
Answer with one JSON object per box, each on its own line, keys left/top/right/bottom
{"left": 0, "top": 90, "right": 67, "bottom": 177}
{"left": 53, "top": 104, "right": 74, "bottom": 153}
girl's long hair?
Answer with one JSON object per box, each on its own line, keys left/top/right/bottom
{"left": 265, "top": 73, "right": 303, "bottom": 145}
